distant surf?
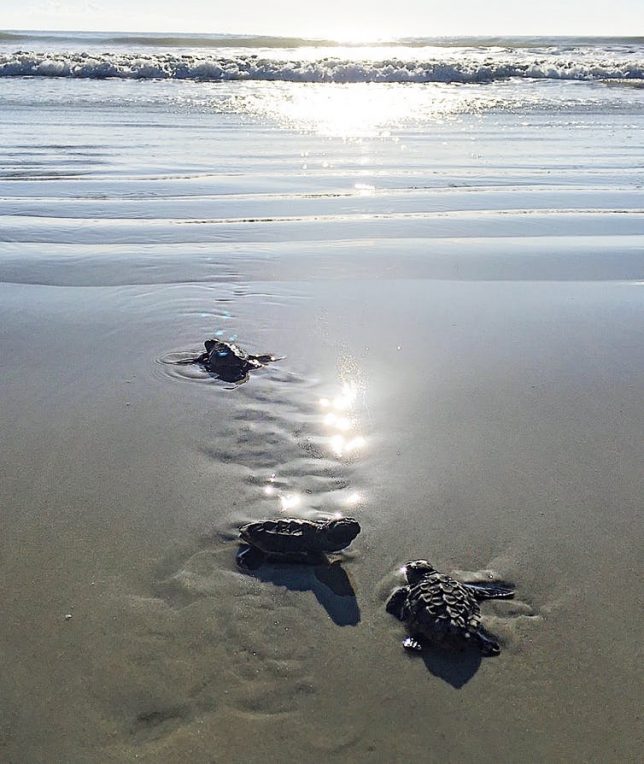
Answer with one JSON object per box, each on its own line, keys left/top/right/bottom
{"left": 2, "top": 31, "right": 644, "bottom": 48}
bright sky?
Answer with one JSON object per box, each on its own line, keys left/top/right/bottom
{"left": 0, "top": 0, "right": 639, "bottom": 38}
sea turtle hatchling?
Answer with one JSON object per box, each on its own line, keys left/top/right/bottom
{"left": 237, "top": 517, "right": 361, "bottom": 566}
{"left": 386, "top": 560, "right": 515, "bottom": 656}
{"left": 188, "top": 339, "right": 280, "bottom": 384}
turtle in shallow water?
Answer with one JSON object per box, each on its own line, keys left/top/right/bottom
{"left": 386, "top": 560, "right": 515, "bottom": 656}
{"left": 237, "top": 517, "right": 361, "bottom": 566}
{"left": 188, "top": 339, "right": 279, "bottom": 384}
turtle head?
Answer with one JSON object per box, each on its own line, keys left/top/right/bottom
{"left": 321, "top": 517, "right": 361, "bottom": 552}
{"left": 204, "top": 339, "right": 234, "bottom": 356}
{"left": 404, "top": 560, "right": 436, "bottom": 585}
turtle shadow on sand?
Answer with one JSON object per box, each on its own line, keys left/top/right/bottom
{"left": 413, "top": 642, "right": 483, "bottom": 688}
{"left": 237, "top": 546, "right": 360, "bottom": 627}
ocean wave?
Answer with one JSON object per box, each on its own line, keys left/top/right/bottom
{"left": 0, "top": 51, "right": 642, "bottom": 83}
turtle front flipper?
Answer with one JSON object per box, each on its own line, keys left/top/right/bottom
{"left": 474, "top": 631, "right": 501, "bottom": 656}
{"left": 236, "top": 545, "right": 267, "bottom": 570}
{"left": 386, "top": 586, "right": 410, "bottom": 621}
{"left": 402, "top": 636, "right": 424, "bottom": 652}
{"left": 464, "top": 581, "right": 515, "bottom": 600}
{"left": 175, "top": 353, "right": 208, "bottom": 366}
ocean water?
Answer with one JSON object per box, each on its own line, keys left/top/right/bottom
{"left": 1, "top": 32, "right": 643, "bottom": 763}
{"left": 1, "top": 34, "right": 643, "bottom": 269}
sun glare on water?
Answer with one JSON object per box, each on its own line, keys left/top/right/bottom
{"left": 258, "top": 380, "right": 366, "bottom": 515}
{"left": 319, "top": 382, "right": 367, "bottom": 457}
{"left": 240, "top": 81, "right": 470, "bottom": 138}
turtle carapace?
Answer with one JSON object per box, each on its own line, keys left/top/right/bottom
{"left": 190, "top": 339, "right": 279, "bottom": 384}
{"left": 238, "top": 517, "right": 360, "bottom": 566}
{"left": 386, "top": 560, "right": 514, "bottom": 656}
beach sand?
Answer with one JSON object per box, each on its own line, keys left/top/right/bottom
{"left": 1, "top": 274, "right": 642, "bottom": 762}
{"left": 0, "top": 75, "right": 643, "bottom": 762}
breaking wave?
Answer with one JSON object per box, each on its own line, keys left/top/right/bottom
{"left": 1, "top": 51, "right": 643, "bottom": 83}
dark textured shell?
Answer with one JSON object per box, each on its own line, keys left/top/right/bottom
{"left": 205, "top": 341, "right": 262, "bottom": 371}
{"left": 406, "top": 572, "right": 481, "bottom": 639}
{"left": 240, "top": 518, "right": 322, "bottom": 555}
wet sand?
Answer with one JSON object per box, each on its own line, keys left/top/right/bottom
{"left": 1, "top": 77, "right": 643, "bottom": 762}
{"left": 1, "top": 275, "right": 642, "bottom": 762}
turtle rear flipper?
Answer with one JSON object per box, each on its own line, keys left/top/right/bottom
{"left": 474, "top": 631, "right": 501, "bottom": 656}
{"left": 464, "top": 581, "right": 515, "bottom": 600}
{"left": 250, "top": 353, "right": 280, "bottom": 364}
{"left": 386, "top": 586, "right": 410, "bottom": 621}
{"left": 266, "top": 550, "right": 327, "bottom": 564}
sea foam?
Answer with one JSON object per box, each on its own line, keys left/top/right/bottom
{"left": 1, "top": 51, "right": 642, "bottom": 83}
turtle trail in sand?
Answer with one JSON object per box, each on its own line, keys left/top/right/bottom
{"left": 386, "top": 560, "right": 515, "bottom": 656}
{"left": 237, "top": 517, "right": 361, "bottom": 567}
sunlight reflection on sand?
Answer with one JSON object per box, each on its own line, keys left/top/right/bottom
{"left": 259, "top": 380, "right": 366, "bottom": 513}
